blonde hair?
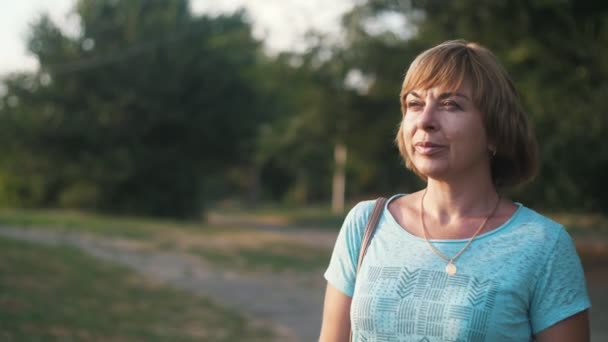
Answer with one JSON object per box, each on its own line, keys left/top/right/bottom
{"left": 395, "top": 40, "right": 538, "bottom": 187}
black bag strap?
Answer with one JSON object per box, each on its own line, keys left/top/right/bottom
{"left": 356, "top": 197, "right": 387, "bottom": 274}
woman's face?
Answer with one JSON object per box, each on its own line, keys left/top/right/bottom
{"left": 401, "top": 83, "right": 491, "bottom": 182}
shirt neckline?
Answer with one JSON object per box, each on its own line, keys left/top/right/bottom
{"left": 383, "top": 193, "right": 524, "bottom": 243}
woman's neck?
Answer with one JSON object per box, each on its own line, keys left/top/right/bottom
{"left": 423, "top": 177, "right": 499, "bottom": 225}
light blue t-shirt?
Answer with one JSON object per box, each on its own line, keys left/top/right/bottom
{"left": 324, "top": 194, "right": 591, "bottom": 341}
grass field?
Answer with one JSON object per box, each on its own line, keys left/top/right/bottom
{"left": 0, "top": 207, "right": 205, "bottom": 239}
{"left": 0, "top": 204, "right": 346, "bottom": 235}
{"left": 0, "top": 207, "right": 335, "bottom": 273}
{"left": 189, "top": 240, "right": 331, "bottom": 273}
{"left": 207, "top": 204, "right": 346, "bottom": 230}
{"left": 0, "top": 236, "right": 276, "bottom": 341}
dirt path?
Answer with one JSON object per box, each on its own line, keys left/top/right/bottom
{"left": 2, "top": 225, "right": 607, "bottom": 341}
{"left": 0, "top": 226, "right": 329, "bottom": 342}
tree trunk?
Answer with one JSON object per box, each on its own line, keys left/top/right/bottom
{"left": 247, "top": 162, "right": 260, "bottom": 208}
{"left": 332, "top": 142, "right": 347, "bottom": 214}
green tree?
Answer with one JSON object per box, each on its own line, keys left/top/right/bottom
{"left": 253, "top": 16, "right": 423, "bottom": 209}
{"left": 252, "top": 51, "right": 335, "bottom": 205}
{"left": 0, "top": 0, "right": 268, "bottom": 218}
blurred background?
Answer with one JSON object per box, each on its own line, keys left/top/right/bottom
{"left": 0, "top": 0, "right": 606, "bottom": 341}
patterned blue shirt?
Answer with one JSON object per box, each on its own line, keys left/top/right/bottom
{"left": 324, "top": 194, "right": 591, "bottom": 341}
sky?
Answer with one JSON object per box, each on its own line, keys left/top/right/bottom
{"left": 0, "top": 0, "right": 354, "bottom": 75}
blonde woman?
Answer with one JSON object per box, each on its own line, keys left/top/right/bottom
{"left": 320, "top": 40, "right": 590, "bottom": 341}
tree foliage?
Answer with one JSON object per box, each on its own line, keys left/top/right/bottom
{"left": 0, "top": 0, "right": 267, "bottom": 217}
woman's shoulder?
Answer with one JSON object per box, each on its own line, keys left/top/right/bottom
{"left": 346, "top": 199, "right": 377, "bottom": 220}
{"left": 509, "top": 204, "right": 569, "bottom": 242}
{"left": 515, "top": 204, "right": 563, "bottom": 230}
{"left": 344, "top": 194, "right": 410, "bottom": 228}
{"left": 340, "top": 199, "right": 377, "bottom": 233}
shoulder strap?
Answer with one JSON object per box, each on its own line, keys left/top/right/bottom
{"left": 350, "top": 197, "right": 387, "bottom": 342}
{"left": 356, "top": 197, "right": 387, "bottom": 273}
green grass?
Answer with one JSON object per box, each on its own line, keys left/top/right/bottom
{"left": 0, "top": 206, "right": 334, "bottom": 274}
{"left": 190, "top": 241, "right": 332, "bottom": 273}
{"left": 0, "top": 207, "right": 210, "bottom": 239}
{"left": 0, "top": 236, "right": 276, "bottom": 341}
{"left": 0, "top": 205, "right": 345, "bottom": 241}
{"left": 208, "top": 204, "right": 346, "bottom": 230}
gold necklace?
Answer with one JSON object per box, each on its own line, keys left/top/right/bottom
{"left": 420, "top": 189, "right": 500, "bottom": 276}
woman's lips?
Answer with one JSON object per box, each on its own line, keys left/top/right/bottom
{"left": 414, "top": 142, "right": 446, "bottom": 155}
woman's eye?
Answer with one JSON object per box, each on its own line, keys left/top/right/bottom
{"left": 441, "top": 101, "right": 461, "bottom": 110}
{"left": 407, "top": 101, "right": 423, "bottom": 110}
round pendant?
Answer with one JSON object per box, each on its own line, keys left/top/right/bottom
{"left": 445, "top": 262, "right": 457, "bottom": 276}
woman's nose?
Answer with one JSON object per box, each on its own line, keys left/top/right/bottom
{"left": 417, "top": 103, "right": 438, "bottom": 131}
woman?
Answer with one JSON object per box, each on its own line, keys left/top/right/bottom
{"left": 320, "top": 40, "right": 590, "bottom": 341}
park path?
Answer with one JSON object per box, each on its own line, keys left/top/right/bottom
{"left": 1, "top": 225, "right": 607, "bottom": 341}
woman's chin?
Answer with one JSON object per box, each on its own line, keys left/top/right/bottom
{"left": 414, "top": 164, "right": 449, "bottom": 180}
